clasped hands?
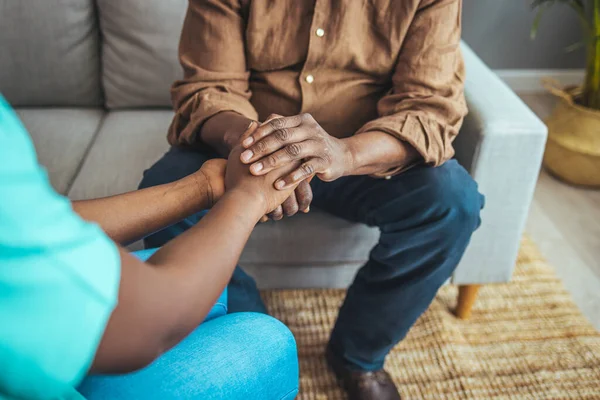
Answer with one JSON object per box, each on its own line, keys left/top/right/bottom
{"left": 199, "top": 114, "right": 352, "bottom": 220}
{"left": 238, "top": 113, "right": 352, "bottom": 220}
{"left": 199, "top": 113, "right": 352, "bottom": 220}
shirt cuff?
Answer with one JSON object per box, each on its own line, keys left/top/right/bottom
{"left": 168, "top": 91, "right": 259, "bottom": 148}
{"left": 355, "top": 113, "right": 455, "bottom": 177}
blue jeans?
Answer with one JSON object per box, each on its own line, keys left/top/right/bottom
{"left": 78, "top": 250, "right": 299, "bottom": 399}
{"left": 140, "top": 147, "right": 484, "bottom": 372}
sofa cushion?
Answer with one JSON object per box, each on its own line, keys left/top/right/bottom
{"left": 241, "top": 212, "right": 379, "bottom": 265}
{"left": 0, "top": 1, "right": 102, "bottom": 107}
{"left": 15, "top": 109, "right": 104, "bottom": 194}
{"left": 96, "top": 0, "right": 187, "bottom": 108}
{"left": 68, "top": 111, "right": 172, "bottom": 199}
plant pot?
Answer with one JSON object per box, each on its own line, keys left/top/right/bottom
{"left": 543, "top": 85, "right": 600, "bottom": 188}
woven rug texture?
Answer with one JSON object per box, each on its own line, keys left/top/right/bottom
{"left": 262, "top": 238, "right": 600, "bottom": 399}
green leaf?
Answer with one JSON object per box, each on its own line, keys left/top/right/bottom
{"left": 529, "top": 0, "right": 591, "bottom": 39}
{"left": 531, "top": 6, "right": 549, "bottom": 39}
{"left": 565, "top": 41, "right": 584, "bottom": 52}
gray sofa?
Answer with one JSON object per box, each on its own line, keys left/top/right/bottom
{"left": 0, "top": 1, "right": 547, "bottom": 300}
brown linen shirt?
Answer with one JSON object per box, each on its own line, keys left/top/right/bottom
{"left": 168, "top": 0, "right": 467, "bottom": 174}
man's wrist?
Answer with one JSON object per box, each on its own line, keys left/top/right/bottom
{"left": 223, "top": 127, "right": 247, "bottom": 152}
{"left": 224, "top": 113, "right": 255, "bottom": 149}
{"left": 202, "top": 111, "right": 254, "bottom": 156}
{"left": 340, "top": 137, "right": 358, "bottom": 177}
{"left": 339, "top": 132, "right": 419, "bottom": 177}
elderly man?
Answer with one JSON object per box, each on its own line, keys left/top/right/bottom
{"left": 139, "top": 0, "right": 484, "bottom": 398}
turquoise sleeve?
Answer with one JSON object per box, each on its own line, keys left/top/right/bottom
{"left": 0, "top": 96, "right": 121, "bottom": 399}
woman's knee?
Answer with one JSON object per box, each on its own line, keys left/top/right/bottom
{"left": 214, "top": 313, "right": 299, "bottom": 399}
{"left": 78, "top": 313, "right": 299, "bottom": 400}
{"left": 241, "top": 314, "right": 299, "bottom": 386}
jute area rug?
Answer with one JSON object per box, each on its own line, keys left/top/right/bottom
{"left": 262, "top": 238, "right": 600, "bottom": 399}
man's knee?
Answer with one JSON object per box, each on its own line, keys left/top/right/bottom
{"left": 380, "top": 160, "right": 483, "bottom": 236}
{"left": 418, "top": 160, "right": 483, "bottom": 234}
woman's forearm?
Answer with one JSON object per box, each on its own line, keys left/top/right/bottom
{"left": 72, "top": 173, "right": 209, "bottom": 245}
{"left": 147, "top": 189, "right": 265, "bottom": 343}
{"left": 92, "top": 189, "right": 265, "bottom": 374}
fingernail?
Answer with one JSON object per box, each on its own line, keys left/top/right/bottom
{"left": 251, "top": 162, "right": 263, "bottom": 173}
{"left": 241, "top": 150, "right": 253, "bottom": 162}
{"left": 275, "top": 180, "right": 286, "bottom": 190}
{"left": 242, "top": 137, "right": 254, "bottom": 147}
{"left": 303, "top": 206, "right": 310, "bottom": 213}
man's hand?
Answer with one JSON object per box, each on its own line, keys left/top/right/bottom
{"left": 240, "top": 113, "right": 353, "bottom": 190}
{"left": 254, "top": 114, "right": 313, "bottom": 221}
{"left": 226, "top": 122, "right": 303, "bottom": 215}
{"left": 265, "top": 179, "right": 312, "bottom": 221}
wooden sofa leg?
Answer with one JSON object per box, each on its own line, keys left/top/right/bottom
{"left": 455, "top": 284, "right": 481, "bottom": 320}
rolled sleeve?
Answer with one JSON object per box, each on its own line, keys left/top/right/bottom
{"left": 168, "top": 0, "right": 259, "bottom": 147}
{"left": 355, "top": 0, "right": 467, "bottom": 175}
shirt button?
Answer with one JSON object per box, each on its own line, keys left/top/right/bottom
{"left": 305, "top": 74, "right": 314, "bottom": 84}
{"left": 385, "top": 175, "right": 392, "bottom": 180}
{"left": 316, "top": 28, "right": 325, "bottom": 37}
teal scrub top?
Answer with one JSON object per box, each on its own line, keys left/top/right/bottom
{"left": 0, "top": 96, "right": 121, "bottom": 399}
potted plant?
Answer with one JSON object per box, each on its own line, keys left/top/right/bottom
{"left": 531, "top": 0, "right": 600, "bottom": 187}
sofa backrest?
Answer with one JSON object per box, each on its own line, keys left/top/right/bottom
{"left": 0, "top": 0, "right": 103, "bottom": 107}
{"left": 0, "top": 0, "right": 188, "bottom": 109}
{"left": 97, "top": 0, "right": 187, "bottom": 109}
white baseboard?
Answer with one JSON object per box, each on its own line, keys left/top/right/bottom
{"left": 494, "top": 69, "right": 584, "bottom": 93}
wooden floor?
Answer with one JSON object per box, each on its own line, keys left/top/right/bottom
{"left": 519, "top": 93, "right": 600, "bottom": 330}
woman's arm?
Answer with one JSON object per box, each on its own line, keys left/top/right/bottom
{"left": 72, "top": 160, "right": 225, "bottom": 246}
{"left": 91, "top": 141, "right": 301, "bottom": 374}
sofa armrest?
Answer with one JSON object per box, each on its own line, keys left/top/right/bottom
{"left": 451, "top": 43, "right": 548, "bottom": 284}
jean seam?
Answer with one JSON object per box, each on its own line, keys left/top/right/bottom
{"left": 278, "top": 387, "right": 299, "bottom": 400}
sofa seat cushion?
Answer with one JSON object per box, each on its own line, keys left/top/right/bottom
{"left": 241, "top": 212, "right": 379, "bottom": 265}
{"left": 68, "top": 111, "right": 172, "bottom": 199}
{"left": 15, "top": 108, "right": 104, "bottom": 194}
{"left": 240, "top": 211, "right": 379, "bottom": 289}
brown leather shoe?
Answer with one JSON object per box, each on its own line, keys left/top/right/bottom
{"left": 326, "top": 347, "right": 401, "bottom": 400}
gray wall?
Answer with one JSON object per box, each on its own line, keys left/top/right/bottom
{"left": 462, "top": 0, "right": 585, "bottom": 69}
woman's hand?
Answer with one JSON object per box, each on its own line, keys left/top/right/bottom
{"left": 195, "top": 158, "right": 227, "bottom": 208}
{"left": 226, "top": 123, "right": 302, "bottom": 214}
{"left": 239, "top": 113, "right": 353, "bottom": 190}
